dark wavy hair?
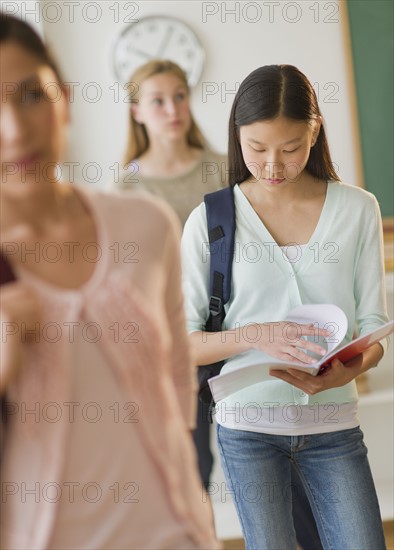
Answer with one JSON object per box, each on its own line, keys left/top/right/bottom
{"left": 228, "top": 64, "right": 340, "bottom": 186}
{"left": 0, "top": 13, "right": 63, "bottom": 82}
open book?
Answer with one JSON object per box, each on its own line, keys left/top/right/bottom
{"left": 208, "top": 304, "right": 394, "bottom": 403}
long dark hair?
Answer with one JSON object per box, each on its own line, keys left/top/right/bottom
{"left": 228, "top": 65, "right": 339, "bottom": 186}
{"left": 0, "top": 13, "right": 63, "bottom": 82}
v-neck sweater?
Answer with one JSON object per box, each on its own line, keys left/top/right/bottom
{"left": 181, "top": 181, "right": 389, "bottom": 410}
{"left": 1, "top": 187, "right": 220, "bottom": 550}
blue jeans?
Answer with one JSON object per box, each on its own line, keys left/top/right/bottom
{"left": 217, "top": 425, "right": 386, "bottom": 550}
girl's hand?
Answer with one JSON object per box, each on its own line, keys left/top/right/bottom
{"left": 0, "top": 282, "right": 42, "bottom": 393}
{"left": 252, "top": 322, "right": 331, "bottom": 364}
{"left": 270, "top": 341, "right": 384, "bottom": 394}
{"left": 269, "top": 355, "right": 364, "bottom": 395}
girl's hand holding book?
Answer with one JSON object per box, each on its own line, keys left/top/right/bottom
{"left": 269, "top": 342, "right": 383, "bottom": 395}
{"left": 252, "top": 322, "right": 331, "bottom": 364}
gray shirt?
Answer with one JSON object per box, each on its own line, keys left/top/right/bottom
{"left": 117, "top": 149, "right": 227, "bottom": 226}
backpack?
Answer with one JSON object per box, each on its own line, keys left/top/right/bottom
{"left": 197, "top": 187, "right": 236, "bottom": 413}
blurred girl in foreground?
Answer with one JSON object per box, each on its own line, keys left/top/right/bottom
{"left": 0, "top": 14, "right": 219, "bottom": 550}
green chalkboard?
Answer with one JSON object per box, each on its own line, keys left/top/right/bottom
{"left": 346, "top": 0, "right": 393, "bottom": 217}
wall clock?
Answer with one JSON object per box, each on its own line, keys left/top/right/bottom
{"left": 112, "top": 15, "right": 205, "bottom": 87}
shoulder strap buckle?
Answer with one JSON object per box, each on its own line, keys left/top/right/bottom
{"left": 209, "top": 296, "right": 222, "bottom": 316}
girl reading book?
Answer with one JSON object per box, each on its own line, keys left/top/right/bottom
{"left": 117, "top": 59, "right": 325, "bottom": 550}
{"left": 0, "top": 14, "right": 219, "bottom": 549}
{"left": 182, "top": 64, "right": 388, "bottom": 549}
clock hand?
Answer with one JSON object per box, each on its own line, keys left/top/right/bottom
{"left": 156, "top": 26, "right": 174, "bottom": 57}
{"left": 133, "top": 48, "right": 152, "bottom": 60}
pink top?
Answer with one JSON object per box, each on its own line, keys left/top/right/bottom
{"left": 0, "top": 187, "right": 220, "bottom": 549}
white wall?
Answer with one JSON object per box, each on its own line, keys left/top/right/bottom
{"left": 2, "top": 0, "right": 359, "bottom": 188}
{"left": 1, "top": 0, "right": 44, "bottom": 36}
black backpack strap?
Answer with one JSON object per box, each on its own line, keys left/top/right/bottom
{"left": 197, "top": 187, "right": 235, "bottom": 409}
{"left": 204, "top": 186, "right": 236, "bottom": 328}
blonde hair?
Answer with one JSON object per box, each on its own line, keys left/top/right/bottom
{"left": 123, "top": 60, "right": 205, "bottom": 166}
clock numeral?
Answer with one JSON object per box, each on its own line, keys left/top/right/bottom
{"left": 109, "top": 2, "right": 139, "bottom": 24}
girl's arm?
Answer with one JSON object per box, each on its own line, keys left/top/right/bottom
{"left": 190, "top": 323, "right": 329, "bottom": 366}
{"left": 163, "top": 210, "right": 197, "bottom": 429}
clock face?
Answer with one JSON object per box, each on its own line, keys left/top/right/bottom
{"left": 112, "top": 15, "right": 205, "bottom": 87}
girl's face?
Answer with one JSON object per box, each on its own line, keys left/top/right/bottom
{"left": 239, "top": 115, "right": 321, "bottom": 187}
{"left": 132, "top": 72, "right": 192, "bottom": 142}
{"left": 0, "top": 41, "right": 68, "bottom": 189}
